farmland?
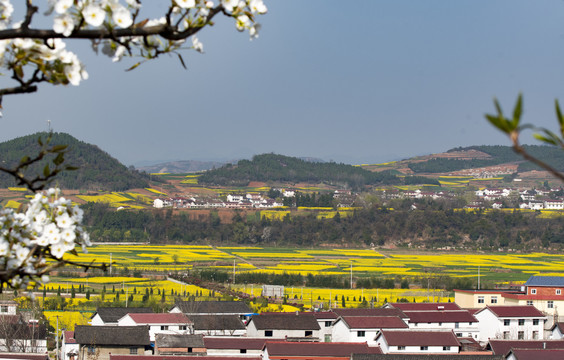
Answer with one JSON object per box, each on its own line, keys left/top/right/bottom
{"left": 61, "top": 244, "right": 564, "bottom": 284}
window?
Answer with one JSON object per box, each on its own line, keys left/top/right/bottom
{"left": 357, "top": 331, "right": 366, "bottom": 337}
{"left": 503, "top": 331, "right": 510, "bottom": 339}
{"left": 456, "top": 333, "right": 462, "bottom": 337}
{"left": 557, "top": 289, "right": 562, "bottom": 295}
{"left": 531, "top": 289, "right": 537, "bottom": 294}
{"left": 518, "top": 331, "right": 524, "bottom": 340}
{"left": 469, "top": 322, "right": 473, "bottom": 325}
{"left": 265, "top": 330, "right": 273, "bottom": 337}
{"left": 420, "top": 346, "right": 428, "bottom": 351}
{"left": 179, "top": 325, "right": 187, "bottom": 330}
{"left": 443, "top": 346, "right": 450, "bottom": 351}
{"left": 548, "top": 301, "right": 554, "bottom": 309}
{"left": 129, "top": 348, "right": 137, "bottom": 355}
{"left": 518, "top": 319, "right": 525, "bottom": 326}
{"left": 0, "top": 306, "right": 8, "bottom": 313}
{"left": 240, "top": 349, "right": 247, "bottom": 354}
{"left": 324, "top": 321, "right": 332, "bottom": 327}
{"left": 188, "top": 348, "right": 192, "bottom": 353}
{"left": 533, "top": 319, "right": 539, "bottom": 326}
{"left": 160, "top": 325, "right": 169, "bottom": 330}
{"left": 455, "top": 322, "right": 459, "bottom": 329}
{"left": 527, "top": 300, "right": 533, "bottom": 306}
{"left": 324, "top": 334, "right": 332, "bottom": 342}
{"left": 491, "top": 296, "right": 498, "bottom": 304}
{"left": 533, "top": 331, "right": 539, "bottom": 340}
{"left": 438, "top": 322, "right": 442, "bottom": 326}
{"left": 87, "top": 346, "right": 96, "bottom": 355}
{"left": 305, "top": 331, "right": 313, "bottom": 337}
{"left": 398, "top": 346, "right": 406, "bottom": 351}
{"left": 478, "top": 296, "right": 484, "bottom": 304}
{"left": 504, "top": 319, "right": 511, "bottom": 326}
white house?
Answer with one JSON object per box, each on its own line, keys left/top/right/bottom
{"left": 60, "top": 331, "right": 79, "bottom": 360}
{"left": 117, "top": 313, "right": 192, "bottom": 341}
{"left": 474, "top": 305, "right": 546, "bottom": 343}
{"left": 90, "top": 307, "right": 153, "bottom": 326}
{"left": 203, "top": 337, "right": 273, "bottom": 356}
{"left": 331, "top": 316, "right": 408, "bottom": 345}
{"left": 374, "top": 330, "right": 460, "bottom": 354}
{"left": 246, "top": 313, "right": 320, "bottom": 339}
{"left": 402, "top": 310, "right": 479, "bottom": 340}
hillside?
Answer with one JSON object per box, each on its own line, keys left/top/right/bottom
{"left": 0, "top": 132, "right": 150, "bottom": 191}
{"left": 197, "top": 153, "right": 402, "bottom": 189}
{"left": 137, "top": 160, "right": 228, "bottom": 174}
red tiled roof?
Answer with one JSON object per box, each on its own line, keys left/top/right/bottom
{"left": 378, "top": 330, "right": 460, "bottom": 346}
{"left": 264, "top": 341, "right": 382, "bottom": 356}
{"left": 488, "top": 340, "right": 564, "bottom": 355}
{"left": 127, "top": 313, "right": 192, "bottom": 324}
{"left": 204, "top": 337, "right": 280, "bottom": 350}
{"left": 403, "top": 310, "right": 477, "bottom": 323}
{"left": 341, "top": 316, "right": 408, "bottom": 329}
{"left": 63, "top": 330, "right": 76, "bottom": 344}
{"left": 508, "top": 349, "right": 564, "bottom": 360}
{"left": 332, "top": 308, "right": 408, "bottom": 318}
{"left": 111, "top": 356, "right": 259, "bottom": 360}
{"left": 390, "top": 302, "right": 461, "bottom": 311}
{"left": 478, "top": 305, "right": 545, "bottom": 318}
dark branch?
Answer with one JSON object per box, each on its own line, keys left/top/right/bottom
{"left": 511, "top": 132, "right": 564, "bottom": 183}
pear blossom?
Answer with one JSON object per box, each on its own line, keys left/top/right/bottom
{"left": 235, "top": 14, "right": 251, "bottom": 31}
{"left": 221, "top": 0, "right": 239, "bottom": 12}
{"left": 192, "top": 36, "right": 204, "bottom": 53}
{"left": 249, "top": 0, "right": 267, "bottom": 14}
{"left": 112, "top": 6, "right": 133, "bottom": 28}
{"left": 54, "top": 0, "right": 73, "bottom": 14}
{"left": 82, "top": 4, "right": 106, "bottom": 27}
{"left": 53, "top": 13, "right": 75, "bottom": 37}
{"left": 175, "top": 0, "right": 196, "bottom": 9}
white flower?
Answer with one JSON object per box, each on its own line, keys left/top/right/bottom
{"left": 82, "top": 4, "right": 106, "bottom": 27}
{"left": 175, "top": 0, "right": 196, "bottom": 9}
{"left": 61, "top": 226, "right": 76, "bottom": 243}
{"left": 221, "top": 0, "right": 238, "bottom": 12}
{"left": 249, "top": 0, "right": 267, "bottom": 14}
{"left": 235, "top": 14, "right": 250, "bottom": 31}
{"left": 192, "top": 36, "right": 203, "bottom": 53}
{"left": 64, "top": 63, "right": 83, "bottom": 86}
{"left": 125, "top": 0, "right": 141, "bottom": 9}
{"left": 53, "top": 13, "right": 75, "bottom": 37}
{"left": 112, "top": 6, "right": 133, "bottom": 28}
{"left": 249, "top": 23, "right": 261, "bottom": 40}
{"left": 50, "top": 242, "right": 66, "bottom": 259}
{"left": 56, "top": 212, "right": 72, "bottom": 229}
{"left": 55, "top": 0, "right": 73, "bottom": 14}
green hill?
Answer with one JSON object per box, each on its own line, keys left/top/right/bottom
{"left": 0, "top": 132, "right": 150, "bottom": 191}
{"left": 197, "top": 153, "right": 401, "bottom": 188}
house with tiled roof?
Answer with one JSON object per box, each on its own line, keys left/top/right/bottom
{"left": 352, "top": 354, "right": 502, "bottom": 360}
{"left": 311, "top": 311, "right": 339, "bottom": 342}
{"left": 203, "top": 336, "right": 278, "bottom": 356}
{"left": 74, "top": 325, "right": 151, "bottom": 360}
{"left": 374, "top": 330, "right": 461, "bottom": 354}
{"left": 403, "top": 310, "right": 479, "bottom": 340}
{"left": 190, "top": 315, "right": 246, "bottom": 336}
{"left": 386, "top": 302, "right": 461, "bottom": 311}
{"left": 506, "top": 348, "right": 564, "bottom": 360}
{"left": 0, "top": 320, "right": 48, "bottom": 353}
{"left": 332, "top": 316, "right": 408, "bottom": 345}
{"left": 474, "top": 306, "right": 547, "bottom": 343}
{"left": 91, "top": 307, "right": 153, "bottom": 326}
{"left": 170, "top": 301, "right": 252, "bottom": 321}
{"left": 118, "top": 313, "right": 192, "bottom": 341}
{"left": 487, "top": 339, "right": 564, "bottom": 356}
{"left": 331, "top": 308, "right": 408, "bottom": 319}
{"left": 61, "top": 330, "right": 78, "bottom": 360}
{"left": 550, "top": 322, "right": 564, "bottom": 339}
{"left": 246, "top": 313, "right": 320, "bottom": 339}
{"left": 454, "top": 289, "right": 516, "bottom": 308}
{"left": 501, "top": 276, "right": 564, "bottom": 317}
{"left": 263, "top": 341, "right": 381, "bottom": 360}
{"left": 110, "top": 355, "right": 259, "bottom": 360}
{"left": 154, "top": 333, "right": 205, "bottom": 355}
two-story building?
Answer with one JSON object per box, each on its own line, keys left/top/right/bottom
{"left": 474, "top": 306, "right": 546, "bottom": 343}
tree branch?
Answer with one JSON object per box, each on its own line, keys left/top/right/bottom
{"left": 511, "top": 134, "right": 564, "bottom": 183}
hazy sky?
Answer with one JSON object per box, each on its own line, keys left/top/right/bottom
{"left": 2, "top": 1, "right": 564, "bottom": 166}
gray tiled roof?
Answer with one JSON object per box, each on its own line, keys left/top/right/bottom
{"left": 190, "top": 315, "right": 245, "bottom": 330}
{"left": 353, "top": 355, "right": 503, "bottom": 360}
{"left": 524, "top": 275, "right": 564, "bottom": 287}
{"left": 92, "top": 307, "right": 153, "bottom": 323}
{"left": 175, "top": 301, "right": 251, "bottom": 314}
{"left": 74, "top": 325, "right": 150, "bottom": 346}
{"left": 155, "top": 334, "right": 204, "bottom": 348}
{"left": 249, "top": 313, "right": 320, "bottom": 331}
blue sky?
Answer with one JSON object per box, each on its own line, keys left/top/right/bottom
{"left": 2, "top": 1, "right": 564, "bottom": 166}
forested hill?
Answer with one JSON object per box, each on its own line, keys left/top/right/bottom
{"left": 407, "top": 145, "right": 564, "bottom": 173}
{"left": 0, "top": 132, "right": 150, "bottom": 191}
{"left": 197, "top": 153, "right": 401, "bottom": 188}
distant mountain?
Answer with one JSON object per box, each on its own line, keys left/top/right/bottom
{"left": 0, "top": 132, "right": 150, "bottom": 191}
{"left": 137, "top": 160, "right": 228, "bottom": 174}
{"left": 197, "top": 153, "right": 400, "bottom": 188}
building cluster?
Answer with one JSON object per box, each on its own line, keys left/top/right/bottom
{"left": 153, "top": 194, "right": 283, "bottom": 210}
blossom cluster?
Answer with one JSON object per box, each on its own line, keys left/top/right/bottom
{"left": 0, "top": 0, "right": 267, "bottom": 90}
{"left": 0, "top": 188, "right": 91, "bottom": 289}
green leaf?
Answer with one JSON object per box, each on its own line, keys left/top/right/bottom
{"left": 19, "top": 155, "right": 29, "bottom": 164}
{"left": 485, "top": 114, "right": 511, "bottom": 134}
{"left": 126, "top": 62, "right": 141, "bottom": 72}
{"left": 556, "top": 99, "right": 564, "bottom": 138}
{"left": 53, "top": 153, "right": 64, "bottom": 166}
{"left": 51, "top": 144, "right": 68, "bottom": 152}
{"left": 533, "top": 133, "right": 558, "bottom": 146}
{"left": 177, "top": 54, "right": 187, "bottom": 70}
{"left": 511, "top": 93, "right": 523, "bottom": 128}
{"left": 43, "top": 164, "right": 50, "bottom": 177}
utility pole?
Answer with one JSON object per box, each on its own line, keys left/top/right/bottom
{"left": 350, "top": 261, "right": 353, "bottom": 289}
{"left": 56, "top": 316, "right": 59, "bottom": 360}
{"left": 233, "top": 260, "right": 236, "bottom": 284}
